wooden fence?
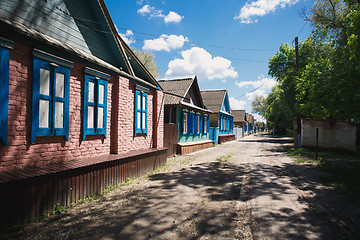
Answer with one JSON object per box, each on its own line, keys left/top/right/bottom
{"left": 0, "top": 148, "right": 167, "bottom": 230}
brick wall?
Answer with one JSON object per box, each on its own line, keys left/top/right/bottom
{"left": 0, "top": 41, "right": 164, "bottom": 172}
{"left": 115, "top": 76, "right": 157, "bottom": 153}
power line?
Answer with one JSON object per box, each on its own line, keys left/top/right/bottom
{"left": 297, "top": 21, "right": 308, "bottom": 38}
{"left": 39, "top": 0, "right": 277, "bottom": 53}
{"left": 233, "top": 84, "right": 264, "bottom": 100}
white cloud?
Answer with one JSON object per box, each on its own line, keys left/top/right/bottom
{"left": 164, "top": 11, "right": 184, "bottom": 23}
{"left": 143, "top": 34, "right": 189, "bottom": 52}
{"left": 235, "top": 75, "right": 277, "bottom": 100}
{"left": 165, "top": 47, "right": 238, "bottom": 80}
{"left": 120, "top": 29, "right": 135, "bottom": 45}
{"left": 229, "top": 97, "right": 246, "bottom": 110}
{"left": 234, "top": 0, "right": 300, "bottom": 24}
{"left": 138, "top": 5, "right": 164, "bottom": 18}
{"left": 253, "top": 113, "right": 266, "bottom": 122}
{"left": 137, "top": 5, "right": 183, "bottom": 24}
{"left": 246, "top": 89, "right": 266, "bottom": 101}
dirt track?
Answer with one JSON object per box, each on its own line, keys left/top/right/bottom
{"left": 3, "top": 134, "right": 360, "bottom": 239}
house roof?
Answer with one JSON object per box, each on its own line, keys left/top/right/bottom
{"left": 0, "top": 0, "right": 159, "bottom": 89}
{"left": 233, "top": 110, "right": 246, "bottom": 122}
{"left": 200, "top": 90, "right": 230, "bottom": 114}
{"left": 158, "top": 78, "right": 194, "bottom": 105}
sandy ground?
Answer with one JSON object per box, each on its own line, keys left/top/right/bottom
{"left": 2, "top": 134, "right": 360, "bottom": 240}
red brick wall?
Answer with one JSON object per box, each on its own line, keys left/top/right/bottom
{"left": 0, "top": 41, "right": 164, "bottom": 172}
{"left": 156, "top": 91, "right": 164, "bottom": 148}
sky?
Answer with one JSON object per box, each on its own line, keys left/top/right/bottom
{"left": 105, "top": 0, "right": 315, "bottom": 122}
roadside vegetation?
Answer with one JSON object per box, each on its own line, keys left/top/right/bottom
{"left": 252, "top": 0, "right": 360, "bottom": 133}
{"left": 288, "top": 147, "right": 360, "bottom": 200}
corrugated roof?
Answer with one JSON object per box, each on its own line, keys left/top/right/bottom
{"left": 158, "top": 78, "right": 194, "bottom": 105}
{"left": 233, "top": 110, "right": 246, "bottom": 121}
{"left": 200, "top": 90, "right": 227, "bottom": 113}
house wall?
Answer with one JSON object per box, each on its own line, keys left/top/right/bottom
{"left": 0, "top": 41, "right": 164, "bottom": 172}
{"left": 177, "top": 107, "right": 210, "bottom": 143}
{"left": 0, "top": 42, "right": 112, "bottom": 171}
{"left": 301, "top": 118, "right": 357, "bottom": 152}
{"left": 0, "top": 40, "right": 167, "bottom": 228}
{"left": 209, "top": 113, "right": 219, "bottom": 127}
{"left": 218, "top": 112, "right": 234, "bottom": 135}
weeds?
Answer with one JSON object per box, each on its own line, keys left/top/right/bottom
{"left": 216, "top": 154, "right": 231, "bottom": 167}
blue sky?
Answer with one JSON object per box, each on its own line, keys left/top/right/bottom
{"left": 105, "top": 0, "right": 315, "bottom": 122}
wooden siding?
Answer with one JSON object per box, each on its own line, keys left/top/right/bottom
{"left": 0, "top": 0, "right": 122, "bottom": 68}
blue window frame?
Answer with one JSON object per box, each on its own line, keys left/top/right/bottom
{"left": 83, "top": 68, "right": 109, "bottom": 140}
{"left": 31, "top": 50, "right": 72, "bottom": 144}
{"left": 0, "top": 39, "right": 13, "bottom": 145}
{"left": 194, "top": 114, "right": 198, "bottom": 134}
{"left": 188, "top": 112, "right": 194, "bottom": 135}
{"left": 182, "top": 111, "right": 188, "bottom": 134}
{"left": 134, "top": 86, "right": 148, "bottom": 136}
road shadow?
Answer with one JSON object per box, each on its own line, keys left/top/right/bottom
{"left": 247, "top": 158, "right": 360, "bottom": 239}
{"left": 2, "top": 160, "right": 249, "bottom": 240}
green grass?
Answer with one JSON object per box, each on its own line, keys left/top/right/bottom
{"left": 216, "top": 154, "right": 231, "bottom": 167}
{"left": 288, "top": 147, "right": 360, "bottom": 200}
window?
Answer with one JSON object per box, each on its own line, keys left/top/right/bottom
{"left": 0, "top": 39, "right": 12, "bottom": 145}
{"left": 31, "top": 50, "right": 72, "bottom": 144}
{"left": 134, "top": 86, "right": 148, "bottom": 136}
{"left": 183, "top": 111, "right": 188, "bottom": 134}
{"left": 203, "top": 115, "right": 208, "bottom": 134}
{"left": 82, "top": 68, "right": 108, "bottom": 140}
{"left": 189, "top": 112, "right": 194, "bottom": 135}
{"left": 194, "top": 114, "right": 198, "bottom": 134}
{"left": 197, "top": 115, "right": 200, "bottom": 134}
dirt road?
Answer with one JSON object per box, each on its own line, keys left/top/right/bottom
{"left": 3, "top": 134, "right": 360, "bottom": 239}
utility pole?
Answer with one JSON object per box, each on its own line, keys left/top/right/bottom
{"left": 295, "top": 37, "right": 301, "bottom": 148}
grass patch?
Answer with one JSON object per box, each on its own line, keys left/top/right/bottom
{"left": 288, "top": 147, "right": 360, "bottom": 200}
{"left": 216, "top": 154, "right": 231, "bottom": 167}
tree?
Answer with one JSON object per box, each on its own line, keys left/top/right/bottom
{"left": 131, "top": 47, "right": 160, "bottom": 78}
{"left": 251, "top": 96, "right": 268, "bottom": 117}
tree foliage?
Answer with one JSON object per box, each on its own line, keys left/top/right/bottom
{"left": 131, "top": 47, "right": 160, "bottom": 78}
{"left": 256, "top": 0, "right": 360, "bottom": 133}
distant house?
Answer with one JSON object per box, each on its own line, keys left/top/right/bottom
{"left": 233, "top": 110, "right": 247, "bottom": 137}
{"left": 246, "top": 113, "right": 255, "bottom": 134}
{"left": 201, "top": 90, "right": 235, "bottom": 144}
{"left": 159, "top": 77, "right": 212, "bottom": 155}
{"left": 0, "top": 0, "right": 166, "bottom": 227}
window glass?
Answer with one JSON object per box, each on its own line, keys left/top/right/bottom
{"left": 98, "top": 107, "right": 104, "bottom": 128}
{"left": 40, "top": 68, "right": 50, "bottom": 95}
{"left": 55, "top": 73, "right": 64, "bottom": 97}
{"left": 88, "top": 106, "right": 94, "bottom": 128}
{"left": 137, "top": 112, "right": 141, "bottom": 129}
{"left": 99, "top": 84, "right": 104, "bottom": 104}
{"left": 137, "top": 94, "right": 141, "bottom": 110}
{"left": 39, "top": 99, "right": 49, "bottom": 128}
{"left": 54, "top": 101, "right": 64, "bottom": 128}
{"left": 142, "top": 112, "right": 146, "bottom": 129}
{"left": 142, "top": 95, "right": 146, "bottom": 110}
{"left": 88, "top": 81, "right": 95, "bottom": 103}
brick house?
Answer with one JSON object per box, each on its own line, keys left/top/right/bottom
{"left": 159, "top": 77, "right": 212, "bottom": 155}
{"left": 200, "top": 90, "right": 235, "bottom": 144}
{"left": 0, "top": 0, "right": 165, "bottom": 227}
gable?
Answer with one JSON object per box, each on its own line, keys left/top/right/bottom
{"left": 187, "top": 80, "right": 203, "bottom": 107}
{"left": 0, "top": 0, "right": 128, "bottom": 72}
{"left": 220, "top": 92, "right": 231, "bottom": 114}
